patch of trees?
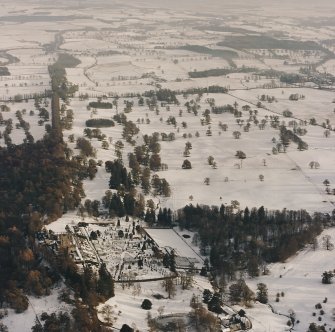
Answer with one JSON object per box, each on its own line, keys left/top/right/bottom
{"left": 307, "top": 323, "right": 328, "bottom": 332}
{"left": 289, "top": 93, "right": 305, "bottom": 101}
{"left": 85, "top": 118, "right": 115, "bottom": 128}
{"left": 6, "top": 53, "right": 111, "bottom": 330}
{"left": 31, "top": 264, "right": 114, "bottom": 331}
{"left": 157, "top": 208, "right": 173, "bottom": 226}
{"left": 88, "top": 101, "right": 114, "bottom": 109}
{"left": 182, "top": 159, "right": 192, "bottom": 169}
{"left": 196, "top": 24, "right": 254, "bottom": 34}
{"left": 143, "top": 86, "right": 228, "bottom": 101}
{"left": 120, "top": 324, "right": 134, "bottom": 332}
{"left": 321, "top": 271, "right": 334, "bottom": 284}
{"left": 0, "top": 67, "right": 10, "bottom": 76}
{"left": 83, "top": 128, "right": 106, "bottom": 141}
{"left": 0, "top": 50, "right": 92, "bottom": 314}
{"left": 32, "top": 311, "right": 72, "bottom": 332}
{"left": 280, "top": 73, "right": 305, "bottom": 84}
{"left": 280, "top": 125, "right": 308, "bottom": 151}
{"left": 160, "top": 132, "right": 176, "bottom": 141}
{"left": 58, "top": 255, "right": 114, "bottom": 305}
{"left": 256, "top": 69, "right": 284, "bottom": 79}
{"left": 178, "top": 45, "right": 238, "bottom": 62}
{"left": 0, "top": 134, "right": 89, "bottom": 313}
{"left": 33, "top": 96, "right": 51, "bottom": 129}
{"left": 15, "top": 110, "right": 34, "bottom": 143}
{"left": 256, "top": 283, "right": 268, "bottom": 304}
{"left": 0, "top": 136, "right": 86, "bottom": 221}
{"left": 127, "top": 142, "right": 170, "bottom": 199}
{"left": 178, "top": 85, "right": 228, "bottom": 96}
{"left": 166, "top": 116, "right": 177, "bottom": 126}
{"left": 143, "top": 132, "right": 161, "bottom": 154}
{"left": 283, "top": 109, "right": 293, "bottom": 117}
{"left": 192, "top": 85, "right": 228, "bottom": 94}
{"left": 48, "top": 55, "right": 78, "bottom": 101}
{"left": 76, "top": 137, "right": 96, "bottom": 157}
{"left": 219, "top": 35, "right": 325, "bottom": 52}
{"left": 39, "top": 107, "right": 50, "bottom": 121}
{"left": 113, "top": 113, "right": 127, "bottom": 125}
{"left": 122, "top": 120, "right": 139, "bottom": 144}
{"left": 184, "top": 86, "right": 225, "bottom": 96}
{"left": 102, "top": 161, "right": 148, "bottom": 217}
{"left": 130, "top": 133, "right": 164, "bottom": 172}
{"left": 60, "top": 107, "right": 73, "bottom": 130}
{"left": 177, "top": 204, "right": 325, "bottom": 279}
{"left": 56, "top": 53, "right": 81, "bottom": 68}
{"left": 189, "top": 66, "right": 256, "bottom": 78}
{"left": 151, "top": 175, "right": 171, "bottom": 197}
{"left": 259, "top": 94, "right": 277, "bottom": 103}
{"left": 229, "top": 279, "right": 254, "bottom": 305}
{"left": 96, "top": 50, "right": 121, "bottom": 56}
{"left": 203, "top": 289, "right": 225, "bottom": 313}
{"left": 190, "top": 294, "right": 221, "bottom": 331}
{"left": 212, "top": 104, "right": 235, "bottom": 114}
{"left": 309, "top": 161, "right": 320, "bottom": 169}
{"left": 103, "top": 191, "right": 134, "bottom": 218}
{"left": 144, "top": 89, "right": 179, "bottom": 104}
{"left": 43, "top": 31, "right": 63, "bottom": 53}
{"left": 106, "top": 160, "right": 134, "bottom": 191}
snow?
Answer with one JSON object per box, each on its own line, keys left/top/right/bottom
{"left": 2, "top": 1, "right": 335, "bottom": 331}
{"left": 245, "top": 228, "right": 335, "bottom": 332}
{"left": 145, "top": 228, "right": 204, "bottom": 267}
{"left": 98, "top": 273, "right": 212, "bottom": 331}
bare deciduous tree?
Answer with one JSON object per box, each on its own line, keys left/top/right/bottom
{"left": 322, "top": 235, "right": 334, "bottom": 251}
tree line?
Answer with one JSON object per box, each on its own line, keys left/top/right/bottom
{"left": 176, "top": 204, "right": 326, "bottom": 280}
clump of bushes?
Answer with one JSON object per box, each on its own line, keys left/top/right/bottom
{"left": 141, "top": 299, "right": 152, "bottom": 310}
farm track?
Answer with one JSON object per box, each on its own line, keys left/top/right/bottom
{"left": 83, "top": 56, "right": 98, "bottom": 85}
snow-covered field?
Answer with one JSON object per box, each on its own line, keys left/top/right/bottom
{"left": 245, "top": 228, "right": 335, "bottom": 332}
{"left": 1, "top": 1, "right": 335, "bottom": 331}
{"left": 60, "top": 90, "right": 335, "bottom": 214}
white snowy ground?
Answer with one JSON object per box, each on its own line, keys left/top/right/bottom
{"left": 98, "top": 273, "right": 212, "bottom": 331}
{"left": 61, "top": 88, "right": 335, "bottom": 214}
{"left": 1, "top": 2, "right": 335, "bottom": 331}
{"left": 245, "top": 227, "right": 335, "bottom": 332}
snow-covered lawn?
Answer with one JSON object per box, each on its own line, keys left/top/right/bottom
{"left": 245, "top": 228, "right": 335, "bottom": 332}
